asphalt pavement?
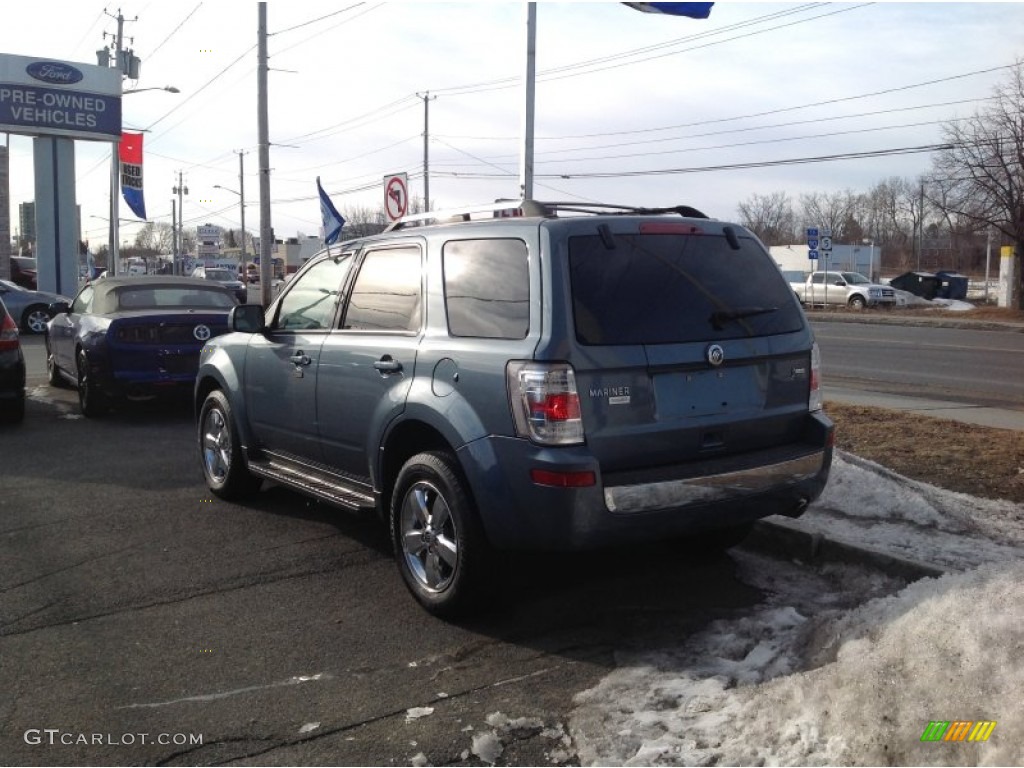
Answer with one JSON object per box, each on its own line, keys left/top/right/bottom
{"left": 810, "top": 310, "right": 1024, "bottom": 431}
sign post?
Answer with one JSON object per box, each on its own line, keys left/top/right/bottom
{"left": 383, "top": 173, "right": 409, "bottom": 222}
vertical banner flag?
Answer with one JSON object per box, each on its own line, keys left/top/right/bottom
{"left": 119, "top": 132, "right": 147, "bottom": 220}
{"left": 622, "top": 2, "right": 714, "bottom": 18}
{"left": 317, "top": 176, "right": 345, "bottom": 245}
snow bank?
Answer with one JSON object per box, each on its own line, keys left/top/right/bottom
{"left": 570, "top": 561, "right": 1024, "bottom": 766}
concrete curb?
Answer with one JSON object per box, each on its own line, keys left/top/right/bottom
{"left": 743, "top": 517, "right": 947, "bottom": 582}
{"left": 806, "top": 311, "right": 1024, "bottom": 333}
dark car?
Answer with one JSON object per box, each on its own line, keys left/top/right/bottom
{"left": 0, "top": 279, "right": 70, "bottom": 334}
{"left": 0, "top": 296, "right": 26, "bottom": 424}
{"left": 10, "top": 256, "right": 38, "bottom": 290}
{"left": 46, "top": 276, "right": 238, "bottom": 417}
{"left": 195, "top": 200, "right": 833, "bottom": 616}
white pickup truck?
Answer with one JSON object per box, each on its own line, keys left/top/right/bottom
{"left": 792, "top": 270, "right": 896, "bottom": 309}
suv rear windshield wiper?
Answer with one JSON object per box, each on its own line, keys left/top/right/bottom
{"left": 709, "top": 306, "right": 778, "bottom": 330}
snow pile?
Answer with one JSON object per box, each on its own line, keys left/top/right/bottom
{"left": 929, "top": 298, "right": 975, "bottom": 312}
{"left": 807, "top": 453, "right": 1024, "bottom": 569}
{"left": 570, "top": 561, "right": 1024, "bottom": 766}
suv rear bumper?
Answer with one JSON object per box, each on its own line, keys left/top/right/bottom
{"left": 459, "top": 412, "right": 833, "bottom": 550}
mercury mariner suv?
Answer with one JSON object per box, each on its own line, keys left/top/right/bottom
{"left": 195, "top": 200, "right": 833, "bottom": 616}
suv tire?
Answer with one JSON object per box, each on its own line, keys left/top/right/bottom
{"left": 199, "top": 389, "right": 263, "bottom": 499}
{"left": 848, "top": 295, "right": 866, "bottom": 310}
{"left": 391, "top": 451, "right": 490, "bottom": 618}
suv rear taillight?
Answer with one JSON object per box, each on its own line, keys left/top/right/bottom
{"left": 809, "top": 342, "right": 823, "bottom": 412}
{"left": 507, "top": 362, "right": 584, "bottom": 445}
{"left": 0, "top": 313, "right": 19, "bottom": 352}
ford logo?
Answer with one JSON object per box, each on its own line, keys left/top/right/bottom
{"left": 706, "top": 344, "right": 725, "bottom": 367}
{"left": 26, "top": 61, "right": 84, "bottom": 85}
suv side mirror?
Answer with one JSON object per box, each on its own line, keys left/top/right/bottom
{"left": 50, "top": 301, "right": 71, "bottom": 315}
{"left": 833, "top": 280, "right": 845, "bottom": 286}
{"left": 231, "top": 303, "right": 266, "bottom": 333}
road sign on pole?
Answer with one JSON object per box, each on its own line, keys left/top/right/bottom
{"left": 384, "top": 173, "right": 409, "bottom": 221}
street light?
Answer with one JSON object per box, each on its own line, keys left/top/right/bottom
{"left": 109, "top": 86, "right": 180, "bottom": 277}
{"left": 863, "top": 238, "right": 875, "bottom": 281}
{"left": 214, "top": 184, "right": 247, "bottom": 264}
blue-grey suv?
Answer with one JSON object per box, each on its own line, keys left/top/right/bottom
{"left": 195, "top": 201, "right": 833, "bottom": 616}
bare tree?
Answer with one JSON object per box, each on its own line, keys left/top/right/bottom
{"left": 930, "top": 59, "right": 1024, "bottom": 307}
{"left": 736, "top": 191, "right": 796, "bottom": 245}
{"left": 133, "top": 222, "right": 175, "bottom": 254}
{"left": 798, "top": 190, "right": 862, "bottom": 242}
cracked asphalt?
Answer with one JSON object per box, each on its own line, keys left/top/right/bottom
{"left": 1, "top": 388, "right": 768, "bottom": 766}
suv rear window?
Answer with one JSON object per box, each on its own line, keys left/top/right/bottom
{"left": 569, "top": 232, "right": 804, "bottom": 345}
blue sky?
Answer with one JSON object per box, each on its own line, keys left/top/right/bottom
{"left": 2, "top": 1, "right": 1023, "bottom": 248}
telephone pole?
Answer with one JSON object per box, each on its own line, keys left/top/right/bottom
{"left": 100, "top": 8, "right": 138, "bottom": 276}
{"left": 416, "top": 92, "right": 436, "bottom": 211}
{"left": 237, "top": 150, "right": 247, "bottom": 261}
{"left": 257, "top": 3, "right": 272, "bottom": 305}
{"left": 172, "top": 171, "right": 188, "bottom": 274}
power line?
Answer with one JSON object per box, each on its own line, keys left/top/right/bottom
{"left": 144, "top": 44, "right": 256, "bottom": 134}
{"left": 428, "top": 3, "right": 831, "bottom": 97}
{"left": 431, "top": 143, "right": 954, "bottom": 180}
{"left": 271, "top": 2, "right": 366, "bottom": 35}
{"left": 433, "top": 116, "right": 975, "bottom": 170}
{"left": 146, "top": 2, "right": 204, "bottom": 62}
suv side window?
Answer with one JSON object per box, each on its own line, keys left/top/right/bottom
{"left": 343, "top": 246, "right": 422, "bottom": 332}
{"left": 273, "top": 254, "right": 351, "bottom": 331}
{"left": 443, "top": 238, "right": 529, "bottom": 339}
{"left": 72, "top": 285, "right": 94, "bottom": 314}
{"left": 811, "top": 273, "right": 825, "bottom": 285}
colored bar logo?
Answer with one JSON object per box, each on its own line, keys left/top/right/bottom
{"left": 920, "top": 721, "right": 996, "bottom": 742}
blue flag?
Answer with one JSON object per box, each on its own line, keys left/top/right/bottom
{"left": 317, "top": 176, "right": 345, "bottom": 245}
{"left": 623, "top": 2, "right": 714, "bottom": 18}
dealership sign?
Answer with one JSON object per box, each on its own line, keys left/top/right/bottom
{"left": 0, "top": 53, "right": 121, "bottom": 141}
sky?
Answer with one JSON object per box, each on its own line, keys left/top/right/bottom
{"left": 3, "top": 1, "right": 1024, "bottom": 253}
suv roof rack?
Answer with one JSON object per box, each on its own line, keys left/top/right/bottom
{"left": 383, "top": 199, "right": 709, "bottom": 231}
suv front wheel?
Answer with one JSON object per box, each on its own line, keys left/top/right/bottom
{"left": 199, "top": 389, "right": 263, "bottom": 499}
{"left": 391, "top": 451, "right": 490, "bottom": 617}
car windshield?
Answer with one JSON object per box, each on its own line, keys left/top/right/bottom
{"left": 113, "top": 286, "right": 236, "bottom": 311}
{"left": 841, "top": 272, "right": 871, "bottom": 285}
{"left": 206, "top": 269, "right": 234, "bottom": 281}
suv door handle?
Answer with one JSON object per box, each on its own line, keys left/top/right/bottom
{"left": 289, "top": 352, "right": 312, "bottom": 366}
{"left": 373, "top": 356, "right": 403, "bottom": 374}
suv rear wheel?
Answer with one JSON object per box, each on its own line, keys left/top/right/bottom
{"left": 391, "top": 451, "right": 490, "bottom": 617}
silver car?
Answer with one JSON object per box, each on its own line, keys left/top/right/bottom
{"left": 0, "top": 279, "right": 69, "bottom": 334}
{"left": 192, "top": 266, "right": 247, "bottom": 303}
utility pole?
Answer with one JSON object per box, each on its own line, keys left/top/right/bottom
{"left": 985, "top": 227, "right": 992, "bottom": 303}
{"left": 416, "top": 92, "right": 436, "bottom": 211}
{"left": 257, "top": 3, "right": 273, "bottom": 306}
{"left": 100, "top": 9, "right": 140, "bottom": 277}
{"left": 171, "top": 198, "right": 177, "bottom": 273}
{"left": 519, "top": 2, "right": 537, "bottom": 201}
{"left": 172, "top": 171, "right": 188, "bottom": 274}
{"left": 916, "top": 180, "right": 925, "bottom": 271}
{"left": 237, "top": 150, "right": 247, "bottom": 262}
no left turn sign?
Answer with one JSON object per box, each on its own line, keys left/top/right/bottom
{"left": 384, "top": 173, "right": 409, "bottom": 221}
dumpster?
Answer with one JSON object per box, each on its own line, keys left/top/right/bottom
{"left": 889, "top": 271, "right": 941, "bottom": 300}
{"left": 936, "top": 271, "right": 969, "bottom": 300}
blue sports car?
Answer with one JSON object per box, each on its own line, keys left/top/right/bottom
{"left": 46, "top": 276, "right": 238, "bottom": 416}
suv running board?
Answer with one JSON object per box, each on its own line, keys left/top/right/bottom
{"left": 247, "top": 456, "right": 376, "bottom": 512}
